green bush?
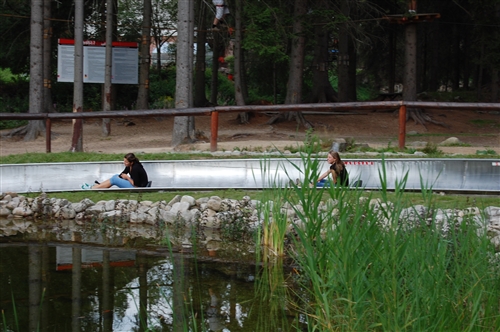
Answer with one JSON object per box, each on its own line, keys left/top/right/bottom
{"left": 149, "top": 68, "right": 176, "bottom": 105}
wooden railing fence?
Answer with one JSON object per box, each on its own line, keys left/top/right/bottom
{"left": 1, "top": 101, "right": 498, "bottom": 152}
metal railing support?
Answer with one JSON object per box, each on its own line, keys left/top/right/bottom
{"left": 399, "top": 105, "right": 407, "bottom": 149}
{"left": 46, "top": 118, "right": 52, "bottom": 153}
{"left": 211, "top": 111, "right": 218, "bottom": 152}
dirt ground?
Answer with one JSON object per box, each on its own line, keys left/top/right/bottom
{"left": 0, "top": 108, "right": 499, "bottom": 157}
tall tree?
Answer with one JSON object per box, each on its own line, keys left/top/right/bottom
{"left": 469, "top": 0, "right": 500, "bottom": 101}
{"left": 151, "top": 0, "right": 177, "bottom": 74}
{"left": 172, "top": 0, "right": 194, "bottom": 147}
{"left": 234, "top": 0, "right": 249, "bottom": 123}
{"left": 194, "top": 0, "right": 208, "bottom": 107}
{"left": 70, "top": 0, "right": 84, "bottom": 152}
{"left": 283, "top": 0, "right": 309, "bottom": 127}
{"left": 210, "top": 33, "right": 222, "bottom": 105}
{"left": 136, "top": 0, "right": 152, "bottom": 110}
{"left": 309, "top": 1, "right": 337, "bottom": 103}
{"left": 242, "top": 0, "right": 288, "bottom": 104}
{"left": 43, "top": 0, "right": 54, "bottom": 114}
{"left": 268, "top": 0, "right": 311, "bottom": 128}
{"left": 102, "top": 0, "right": 114, "bottom": 137}
{"left": 337, "top": 0, "right": 357, "bottom": 102}
{"left": 25, "top": 0, "right": 45, "bottom": 141}
{"left": 402, "top": 2, "right": 417, "bottom": 102}
{"left": 401, "top": 0, "right": 447, "bottom": 126}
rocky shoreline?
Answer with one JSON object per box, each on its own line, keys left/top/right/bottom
{"left": 1, "top": 191, "right": 500, "bottom": 250}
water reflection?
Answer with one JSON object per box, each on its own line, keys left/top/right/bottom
{"left": 0, "top": 237, "right": 301, "bottom": 331}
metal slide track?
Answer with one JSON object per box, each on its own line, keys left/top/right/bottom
{"left": 1, "top": 158, "right": 499, "bottom": 194}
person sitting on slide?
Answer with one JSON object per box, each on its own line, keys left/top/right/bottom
{"left": 83, "top": 153, "right": 148, "bottom": 189}
{"left": 316, "top": 150, "right": 349, "bottom": 187}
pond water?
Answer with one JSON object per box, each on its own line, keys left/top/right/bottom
{"left": 0, "top": 219, "right": 304, "bottom": 332}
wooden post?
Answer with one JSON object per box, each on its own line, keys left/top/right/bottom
{"left": 399, "top": 104, "right": 407, "bottom": 149}
{"left": 46, "top": 118, "right": 51, "bottom": 153}
{"left": 210, "top": 111, "right": 219, "bottom": 152}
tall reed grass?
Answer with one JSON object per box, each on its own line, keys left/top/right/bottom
{"left": 257, "top": 152, "right": 500, "bottom": 331}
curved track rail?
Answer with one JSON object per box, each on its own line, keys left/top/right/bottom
{"left": 1, "top": 158, "right": 499, "bottom": 194}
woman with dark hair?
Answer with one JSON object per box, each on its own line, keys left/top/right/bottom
{"left": 317, "top": 150, "right": 349, "bottom": 187}
{"left": 83, "top": 153, "right": 149, "bottom": 189}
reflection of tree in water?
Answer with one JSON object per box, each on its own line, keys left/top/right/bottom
{"left": 206, "top": 288, "right": 226, "bottom": 331}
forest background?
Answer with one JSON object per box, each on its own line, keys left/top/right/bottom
{"left": 0, "top": 0, "right": 499, "bottom": 151}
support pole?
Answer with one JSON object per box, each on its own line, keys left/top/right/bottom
{"left": 46, "top": 118, "right": 51, "bottom": 153}
{"left": 399, "top": 104, "right": 407, "bottom": 149}
{"left": 211, "top": 111, "right": 219, "bottom": 152}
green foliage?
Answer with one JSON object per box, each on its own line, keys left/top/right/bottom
{"left": 0, "top": 68, "right": 23, "bottom": 83}
{"left": 149, "top": 68, "right": 177, "bottom": 106}
{"left": 0, "top": 151, "right": 216, "bottom": 164}
{"left": 356, "top": 74, "right": 380, "bottom": 101}
{"left": 476, "top": 149, "right": 498, "bottom": 156}
{"left": 277, "top": 157, "right": 500, "bottom": 330}
{"left": 150, "top": 95, "right": 175, "bottom": 109}
{"left": 0, "top": 79, "right": 30, "bottom": 129}
{"left": 470, "top": 119, "right": 500, "bottom": 129}
{"left": 50, "top": 82, "right": 139, "bottom": 112}
{"left": 303, "top": 130, "right": 331, "bottom": 153}
{"left": 243, "top": 6, "right": 288, "bottom": 61}
{"left": 220, "top": 207, "right": 253, "bottom": 241}
{"left": 215, "top": 72, "right": 236, "bottom": 105}
{"left": 224, "top": 55, "right": 234, "bottom": 74}
{"left": 421, "top": 142, "right": 443, "bottom": 156}
{"left": 0, "top": 119, "right": 27, "bottom": 130}
{"left": 241, "top": 3, "right": 290, "bottom": 103}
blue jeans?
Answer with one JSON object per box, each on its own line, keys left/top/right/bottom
{"left": 316, "top": 179, "right": 331, "bottom": 188}
{"left": 109, "top": 174, "right": 134, "bottom": 188}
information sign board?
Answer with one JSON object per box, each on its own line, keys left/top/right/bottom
{"left": 57, "top": 39, "right": 138, "bottom": 84}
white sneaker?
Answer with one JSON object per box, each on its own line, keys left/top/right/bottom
{"left": 81, "top": 183, "right": 91, "bottom": 190}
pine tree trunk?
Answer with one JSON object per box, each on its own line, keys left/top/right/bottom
{"left": 102, "top": 0, "right": 113, "bottom": 137}
{"left": 194, "top": 2, "right": 207, "bottom": 107}
{"left": 172, "top": 0, "right": 194, "bottom": 147}
{"left": 427, "top": 21, "right": 440, "bottom": 92}
{"left": 210, "top": 34, "right": 220, "bottom": 105}
{"left": 309, "top": 23, "right": 337, "bottom": 103}
{"left": 43, "top": 0, "right": 53, "bottom": 114}
{"left": 451, "top": 24, "right": 460, "bottom": 91}
{"left": 403, "top": 23, "right": 417, "bottom": 101}
{"left": 268, "top": 0, "right": 310, "bottom": 128}
{"left": 136, "top": 0, "right": 151, "bottom": 110}
{"left": 70, "top": 0, "right": 84, "bottom": 152}
{"left": 402, "top": 12, "right": 447, "bottom": 128}
{"left": 388, "top": 26, "right": 396, "bottom": 94}
{"left": 337, "top": 0, "right": 356, "bottom": 102}
{"left": 491, "top": 69, "right": 499, "bottom": 102}
{"left": 234, "top": 0, "right": 248, "bottom": 123}
{"left": 25, "top": 0, "right": 45, "bottom": 141}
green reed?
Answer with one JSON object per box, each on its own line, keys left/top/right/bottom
{"left": 275, "top": 156, "right": 500, "bottom": 331}
{"left": 1, "top": 292, "right": 20, "bottom": 332}
{"left": 255, "top": 158, "right": 294, "bottom": 259}
{"left": 250, "top": 258, "right": 300, "bottom": 331}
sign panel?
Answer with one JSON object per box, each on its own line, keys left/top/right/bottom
{"left": 57, "top": 39, "right": 138, "bottom": 84}
{"left": 57, "top": 41, "right": 76, "bottom": 82}
{"left": 83, "top": 46, "right": 106, "bottom": 83}
{"left": 112, "top": 47, "right": 139, "bottom": 84}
